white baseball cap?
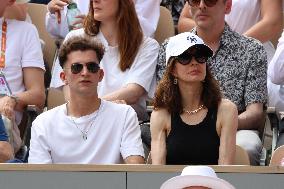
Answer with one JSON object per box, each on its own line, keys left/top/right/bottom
{"left": 166, "top": 32, "right": 213, "bottom": 65}
{"left": 160, "top": 166, "right": 235, "bottom": 189}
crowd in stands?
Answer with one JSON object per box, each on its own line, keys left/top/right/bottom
{"left": 1, "top": 0, "right": 284, "bottom": 167}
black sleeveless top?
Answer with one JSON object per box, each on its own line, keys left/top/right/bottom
{"left": 166, "top": 108, "right": 220, "bottom": 165}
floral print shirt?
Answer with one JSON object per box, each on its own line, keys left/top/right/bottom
{"left": 157, "top": 24, "right": 268, "bottom": 112}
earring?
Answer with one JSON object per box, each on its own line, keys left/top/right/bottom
{"left": 174, "top": 78, "right": 178, "bottom": 85}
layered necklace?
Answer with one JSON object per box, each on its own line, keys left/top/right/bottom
{"left": 68, "top": 101, "right": 103, "bottom": 141}
{"left": 183, "top": 104, "right": 205, "bottom": 116}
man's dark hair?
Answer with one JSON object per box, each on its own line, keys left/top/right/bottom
{"left": 58, "top": 36, "right": 105, "bottom": 68}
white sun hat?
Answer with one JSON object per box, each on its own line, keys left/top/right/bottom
{"left": 165, "top": 32, "right": 213, "bottom": 65}
{"left": 160, "top": 166, "right": 235, "bottom": 189}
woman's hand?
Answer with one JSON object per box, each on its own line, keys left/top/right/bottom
{"left": 72, "top": 14, "right": 86, "bottom": 29}
{"left": 47, "top": 0, "right": 69, "bottom": 24}
{"left": 0, "top": 96, "right": 17, "bottom": 120}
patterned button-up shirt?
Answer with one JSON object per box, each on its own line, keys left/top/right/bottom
{"left": 157, "top": 24, "right": 268, "bottom": 112}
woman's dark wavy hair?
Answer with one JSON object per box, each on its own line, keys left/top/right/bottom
{"left": 84, "top": 0, "right": 143, "bottom": 72}
{"left": 153, "top": 57, "right": 222, "bottom": 114}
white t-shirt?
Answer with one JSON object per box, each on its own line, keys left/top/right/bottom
{"left": 28, "top": 100, "right": 144, "bottom": 164}
{"left": 225, "top": 0, "right": 275, "bottom": 62}
{"left": 268, "top": 31, "right": 284, "bottom": 111}
{"left": 0, "top": 18, "right": 45, "bottom": 124}
{"left": 50, "top": 29, "right": 159, "bottom": 120}
{"left": 268, "top": 31, "right": 284, "bottom": 85}
{"left": 45, "top": 0, "right": 160, "bottom": 39}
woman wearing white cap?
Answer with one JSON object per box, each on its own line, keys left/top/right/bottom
{"left": 160, "top": 166, "right": 235, "bottom": 189}
{"left": 150, "top": 32, "right": 237, "bottom": 165}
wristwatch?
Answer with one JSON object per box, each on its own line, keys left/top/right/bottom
{"left": 7, "top": 94, "right": 19, "bottom": 105}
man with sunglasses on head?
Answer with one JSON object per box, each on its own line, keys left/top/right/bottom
{"left": 28, "top": 36, "right": 145, "bottom": 164}
{"left": 157, "top": 0, "right": 267, "bottom": 165}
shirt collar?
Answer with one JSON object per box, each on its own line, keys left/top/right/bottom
{"left": 191, "top": 22, "right": 233, "bottom": 49}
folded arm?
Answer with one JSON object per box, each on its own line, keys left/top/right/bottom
{"left": 102, "top": 83, "right": 145, "bottom": 105}
{"left": 16, "top": 67, "right": 46, "bottom": 111}
{"left": 238, "top": 103, "right": 264, "bottom": 130}
{"left": 243, "top": 0, "right": 283, "bottom": 43}
{"left": 177, "top": 2, "right": 196, "bottom": 33}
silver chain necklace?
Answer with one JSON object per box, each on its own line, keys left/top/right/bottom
{"left": 184, "top": 104, "right": 204, "bottom": 116}
{"left": 68, "top": 101, "right": 103, "bottom": 141}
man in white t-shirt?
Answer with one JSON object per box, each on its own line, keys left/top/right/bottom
{"left": 0, "top": 0, "right": 46, "bottom": 153}
{"left": 46, "top": 0, "right": 160, "bottom": 39}
{"left": 28, "top": 36, "right": 145, "bottom": 164}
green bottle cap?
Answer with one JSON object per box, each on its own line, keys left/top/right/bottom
{"left": 67, "top": 2, "right": 77, "bottom": 9}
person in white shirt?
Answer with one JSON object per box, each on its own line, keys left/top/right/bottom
{"left": 0, "top": 0, "right": 46, "bottom": 153}
{"left": 46, "top": 0, "right": 160, "bottom": 39}
{"left": 269, "top": 31, "right": 284, "bottom": 86}
{"left": 28, "top": 36, "right": 145, "bottom": 164}
{"left": 268, "top": 31, "right": 284, "bottom": 113}
{"left": 50, "top": 0, "right": 159, "bottom": 121}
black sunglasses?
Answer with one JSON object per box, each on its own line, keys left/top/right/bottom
{"left": 70, "top": 62, "right": 100, "bottom": 74}
{"left": 186, "top": 0, "right": 218, "bottom": 7}
{"left": 175, "top": 52, "right": 208, "bottom": 65}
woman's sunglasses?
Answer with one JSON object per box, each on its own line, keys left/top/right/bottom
{"left": 186, "top": 0, "right": 218, "bottom": 7}
{"left": 70, "top": 62, "right": 100, "bottom": 74}
{"left": 175, "top": 52, "right": 209, "bottom": 65}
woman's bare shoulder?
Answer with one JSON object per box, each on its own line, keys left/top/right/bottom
{"left": 150, "top": 108, "right": 171, "bottom": 129}
{"left": 218, "top": 99, "right": 237, "bottom": 112}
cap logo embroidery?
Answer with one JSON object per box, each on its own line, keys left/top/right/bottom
{"left": 187, "top": 36, "right": 197, "bottom": 43}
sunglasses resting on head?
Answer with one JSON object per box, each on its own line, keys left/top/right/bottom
{"left": 67, "top": 62, "right": 100, "bottom": 74}
{"left": 186, "top": 0, "right": 218, "bottom": 7}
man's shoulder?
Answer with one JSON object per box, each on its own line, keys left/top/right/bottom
{"left": 34, "top": 104, "right": 66, "bottom": 123}
{"left": 100, "top": 100, "right": 138, "bottom": 125}
{"left": 102, "top": 100, "right": 134, "bottom": 113}
{"left": 8, "top": 19, "right": 36, "bottom": 31}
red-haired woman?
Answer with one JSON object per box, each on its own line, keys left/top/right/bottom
{"left": 150, "top": 32, "right": 237, "bottom": 165}
{"left": 50, "top": 0, "right": 159, "bottom": 121}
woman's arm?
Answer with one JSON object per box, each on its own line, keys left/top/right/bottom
{"left": 150, "top": 109, "right": 169, "bottom": 165}
{"left": 177, "top": 2, "right": 196, "bottom": 33}
{"left": 102, "top": 83, "right": 146, "bottom": 105}
{"left": 217, "top": 99, "right": 238, "bottom": 165}
{"left": 243, "top": 0, "right": 282, "bottom": 43}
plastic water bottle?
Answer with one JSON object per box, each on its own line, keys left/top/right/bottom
{"left": 66, "top": 1, "right": 82, "bottom": 31}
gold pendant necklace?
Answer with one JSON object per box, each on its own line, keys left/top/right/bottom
{"left": 184, "top": 105, "right": 204, "bottom": 116}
